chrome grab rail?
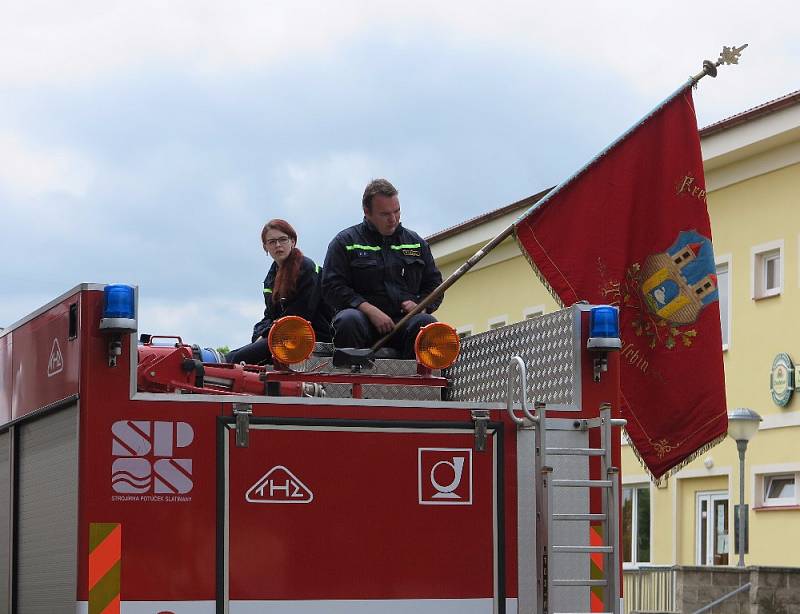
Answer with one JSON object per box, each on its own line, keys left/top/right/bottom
{"left": 506, "top": 356, "right": 538, "bottom": 424}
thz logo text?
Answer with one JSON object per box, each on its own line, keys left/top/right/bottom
{"left": 111, "top": 421, "right": 194, "bottom": 495}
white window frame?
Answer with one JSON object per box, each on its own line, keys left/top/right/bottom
{"left": 797, "top": 233, "right": 800, "bottom": 290}
{"left": 753, "top": 464, "right": 800, "bottom": 509}
{"left": 456, "top": 324, "right": 474, "bottom": 340}
{"left": 763, "top": 475, "right": 797, "bottom": 507}
{"left": 695, "top": 490, "right": 729, "bottom": 566}
{"left": 751, "top": 240, "right": 783, "bottom": 300}
{"left": 488, "top": 315, "right": 508, "bottom": 331}
{"left": 523, "top": 305, "right": 546, "bottom": 320}
{"left": 715, "top": 254, "right": 731, "bottom": 352}
{"left": 622, "top": 482, "right": 652, "bottom": 568}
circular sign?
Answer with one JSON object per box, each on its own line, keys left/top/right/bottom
{"left": 771, "top": 353, "right": 794, "bottom": 407}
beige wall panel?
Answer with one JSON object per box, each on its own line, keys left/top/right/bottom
{"left": 709, "top": 163, "right": 800, "bottom": 418}
{"left": 437, "top": 254, "right": 560, "bottom": 333}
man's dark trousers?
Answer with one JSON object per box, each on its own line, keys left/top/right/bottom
{"left": 332, "top": 309, "right": 436, "bottom": 358}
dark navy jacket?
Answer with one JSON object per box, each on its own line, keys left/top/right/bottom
{"left": 321, "top": 219, "right": 443, "bottom": 318}
{"left": 252, "top": 256, "right": 333, "bottom": 343}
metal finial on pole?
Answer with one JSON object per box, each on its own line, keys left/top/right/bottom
{"left": 690, "top": 44, "right": 749, "bottom": 85}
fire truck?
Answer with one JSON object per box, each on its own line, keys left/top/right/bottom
{"left": 0, "top": 283, "right": 625, "bottom": 614}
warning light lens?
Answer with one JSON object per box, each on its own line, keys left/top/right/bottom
{"left": 103, "top": 284, "right": 135, "bottom": 319}
{"left": 268, "top": 316, "right": 316, "bottom": 365}
{"left": 589, "top": 305, "right": 619, "bottom": 339}
{"left": 414, "top": 322, "right": 460, "bottom": 370}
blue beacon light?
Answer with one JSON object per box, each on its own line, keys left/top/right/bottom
{"left": 102, "top": 284, "right": 136, "bottom": 320}
{"left": 587, "top": 305, "right": 621, "bottom": 382}
{"left": 588, "top": 306, "right": 621, "bottom": 346}
{"left": 99, "top": 284, "right": 138, "bottom": 367}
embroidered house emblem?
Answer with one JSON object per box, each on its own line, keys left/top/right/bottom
{"left": 639, "top": 230, "right": 718, "bottom": 325}
{"left": 598, "top": 229, "right": 720, "bottom": 351}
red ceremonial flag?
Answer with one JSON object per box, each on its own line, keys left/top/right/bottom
{"left": 515, "top": 85, "right": 727, "bottom": 479}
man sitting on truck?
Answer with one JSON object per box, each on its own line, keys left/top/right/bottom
{"left": 321, "top": 178, "right": 443, "bottom": 359}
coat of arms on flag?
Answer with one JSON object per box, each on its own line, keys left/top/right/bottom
{"left": 602, "top": 229, "right": 718, "bottom": 354}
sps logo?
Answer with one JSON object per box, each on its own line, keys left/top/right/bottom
{"left": 418, "top": 448, "right": 473, "bottom": 505}
{"left": 111, "top": 421, "right": 194, "bottom": 495}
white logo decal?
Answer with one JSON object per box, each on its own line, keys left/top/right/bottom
{"left": 111, "top": 421, "right": 194, "bottom": 501}
{"left": 47, "top": 338, "right": 64, "bottom": 377}
{"left": 431, "top": 457, "right": 465, "bottom": 499}
{"left": 418, "top": 448, "right": 473, "bottom": 505}
{"left": 246, "top": 466, "right": 314, "bottom": 504}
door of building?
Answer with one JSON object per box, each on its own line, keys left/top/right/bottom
{"left": 696, "top": 491, "right": 729, "bottom": 565}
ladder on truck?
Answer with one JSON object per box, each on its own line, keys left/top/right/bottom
{"left": 507, "top": 357, "right": 625, "bottom": 614}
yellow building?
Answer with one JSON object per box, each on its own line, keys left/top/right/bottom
{"left": 429, "top": 91, "right": 800, "bottom": 569}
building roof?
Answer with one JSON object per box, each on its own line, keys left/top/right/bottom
{"left": 427, "top": 186, "right": 551, "bottom": 244}
{"left": 428, "top": 90, "right": 800, "bottom": 244}
{"left": 699, "top": 89, "right": 800, "bottom": 137}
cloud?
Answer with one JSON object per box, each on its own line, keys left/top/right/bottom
{"left": 1, "top": 2, "right": 798, "bottom": 347}
{"left": 4, "top": 0, "right": 794, "bottom": 119}
{"left": 139, "top": 296, "right": 262, "bottom": 349}
{"left": 0, "top": 1, "right": 380, "bottom": 86}
{"left": 0, "top": 132, "right": 94, "bottom": 199}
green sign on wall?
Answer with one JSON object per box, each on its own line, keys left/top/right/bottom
{"left": 770, "top": 353, "right": 794, "bottom": 407}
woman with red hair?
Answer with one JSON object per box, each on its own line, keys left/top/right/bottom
{"left": 226, "top": 219, "right": 332, "bottom": 365}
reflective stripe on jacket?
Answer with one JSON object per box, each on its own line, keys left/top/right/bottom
{"left": 251, "top": 256, "right": 332, "bottom": 342}
{"left": 321, "top": 219, "right": 443, "bottom": 317}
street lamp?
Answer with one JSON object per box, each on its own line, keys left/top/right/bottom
{"left": 727, "top": 407, "right": 762, "bottom": 567}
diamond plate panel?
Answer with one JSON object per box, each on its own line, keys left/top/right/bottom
{"left": 444, "top": 306, "right": 580, "bottom": 406}
{"left": 287, "top": 353, "right": 442, "bottom": 401}
{"left": 284, "top": 307, "right": 581, "bottom": 404}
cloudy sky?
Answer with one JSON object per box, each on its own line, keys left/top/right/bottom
{"left": 2, "top": 1, "right": 798, "bottom": 349}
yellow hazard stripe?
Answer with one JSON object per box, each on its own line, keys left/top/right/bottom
{"left": 590, "top": 524, "right": 604, "bottom": 612}
{"left": 89, "top": 523, "right": 121, "bottom": 614}
{"left": 390, "top": 243, "right": 421, "bottom": 250}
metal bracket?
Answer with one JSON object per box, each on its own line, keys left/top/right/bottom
{"left": 471, "top": 410, "right": 490, "bottom": 452}
{"left": 232, "top": 403, "right": 253, "bottom": 448}
{"left": 572, "top": 419, "right": 589, "bottom": 431}
{"left": 107, "top": 335, "right": 122, "bottom": 367}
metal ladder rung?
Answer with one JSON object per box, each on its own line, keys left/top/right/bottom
{"left": 547, "top": 447, "right": 605, "bottom": 456}
{"left": 551, "top": 579, "right": 608, "bottom": 587}
{"left": 552, "top": 545, "right": 613, "bottom": 553}
{"left": 552, "top": 479, "right": 612, "bottom": 488}
{"left": 553, "top": 513, "right": 606, "bottom": 521}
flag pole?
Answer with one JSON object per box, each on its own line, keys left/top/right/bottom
{"left": 369, "top": 45, "right": 747, "bottom": 354}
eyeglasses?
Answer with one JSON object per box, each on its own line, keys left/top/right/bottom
{"left": 265, "top": 236, "right": 291, "bottom": 248}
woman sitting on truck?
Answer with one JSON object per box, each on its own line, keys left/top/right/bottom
{"left": 225, "top": 219, "right": 332, "bottom": 365}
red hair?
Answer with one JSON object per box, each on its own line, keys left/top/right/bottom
{"left": 261, "top": 219, "right": 303, "bottom": 304}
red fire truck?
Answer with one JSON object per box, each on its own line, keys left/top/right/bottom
{"left": 0, "top": 283, "right": 624, "bottom": 614}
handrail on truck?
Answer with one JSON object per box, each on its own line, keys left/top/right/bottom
{"left": 505, "top": 356, "right": 538, "bottom": 424}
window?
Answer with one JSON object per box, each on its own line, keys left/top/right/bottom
{"left": 764, "top": 475, "right": 796, "bottom": 506}
{"left": 523, "top": 305, "right": 545, "bottom": 320}
{"left": 755, "top": 470, "right": 800, "bottom": 508}
{"left": 488, "top": 316, "right": 507, "bottom": 331}
{"left": 696, "top": 491, "right": 728, "bottom": 565}
{"left": 764, "top": 252, "right": 780, "bottom": 292}
{"left": 751, "top": 241, "right": 783, "bottom": 299}
{"left": 716, "top": 258, "right": 730, "bottom": 350}
{"left": 622, "top": 484, "right": 650, "bottom": 565}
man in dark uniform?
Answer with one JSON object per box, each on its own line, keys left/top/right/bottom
{"left": 322, "top": 178, "right": 443, "bottom": 358}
